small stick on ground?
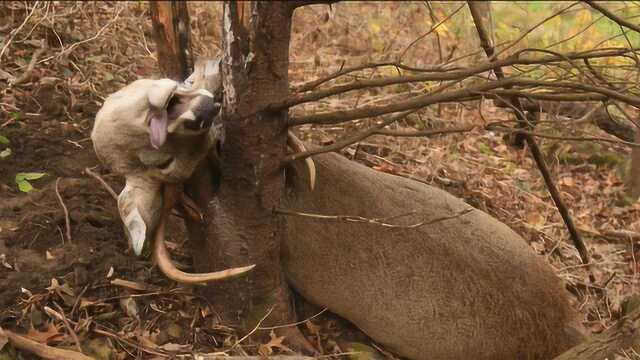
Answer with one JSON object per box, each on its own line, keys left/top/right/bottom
{"left": 53, "top": 302, "right": 83, "bottom": 354}
{"left": 0, "top": 326, "right": 93, "bottom": 360}
{"left": 43, "top": 306, "right": 167, "bottom": 357}
{"left": 84, "top": 167, "right": 118, "bottom": 201}
{"left": 55, "top": 178, "right": 72, "bottom": 244}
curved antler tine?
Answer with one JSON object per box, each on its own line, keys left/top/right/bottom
{"left": 153, "top": 185, "right": 255, "bottom": 284}
{"left": 287, "top": 131, "right": 316, "bottom": 191}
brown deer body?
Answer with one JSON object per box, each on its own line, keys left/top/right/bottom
{"left": 281, "top": 152, "right": 584, "bottom": 360}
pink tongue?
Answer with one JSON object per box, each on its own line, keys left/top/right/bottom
{"left": 150, "top": 110, "right": 168, "bottom": 149}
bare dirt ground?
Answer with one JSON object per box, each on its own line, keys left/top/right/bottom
{"left": 1, "top": 2, "right": 640, "bottom": 359}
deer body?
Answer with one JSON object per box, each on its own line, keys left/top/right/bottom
{"left": 92, "top": 69, "right": 584, "bottom": 359}
{"left": 282, "top": 152, "right": 583, "bottom": 360}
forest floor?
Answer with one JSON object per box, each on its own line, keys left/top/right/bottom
{"left": 1, "top": 2, "right": 640, "bottom": 359}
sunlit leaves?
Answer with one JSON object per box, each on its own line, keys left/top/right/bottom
{"left": 15, "top": 172, "right": 47, "bottom": 192}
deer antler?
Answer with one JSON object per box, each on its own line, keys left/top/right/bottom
{"left": 152, "top": 184, "right": 255, "bottom": 284}
{"left": 287, "top": 131, "right": 316, "bottom": 191}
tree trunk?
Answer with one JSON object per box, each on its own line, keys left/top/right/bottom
{"left": 185, "top": 2, "right": 295, "bottom": 335}
{"left": 149, "top": 1, "right": 193, "bottom": 80}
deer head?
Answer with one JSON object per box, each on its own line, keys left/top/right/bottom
{"left": 91, "top": 59, "right": 256, "bottom": 282}
{"left": 91, "top": 59, "right": 313, "bottom": 284}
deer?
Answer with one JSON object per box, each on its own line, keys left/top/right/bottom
{"left": 91, "top": 60, "right": 585, "bottom": 360}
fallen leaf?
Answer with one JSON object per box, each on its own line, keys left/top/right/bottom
{"left": 258, "top": 330, "right": 293, "bottom": 356}
{"left": 119, "top": 297, "right": 139, "bottom": 319}
{"left": 25, "top": 323, "right": 63, "bottom": 344}
{"left": 166, "top": 322, "right": 182, "bottom": 339}
{"left": 46, "top": 278, "right": 74, "bottom": 297}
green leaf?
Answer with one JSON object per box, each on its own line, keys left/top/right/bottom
{"left": 15, "top": 173, "right": 46, "bottom": 192}
{"left": 477, "top": 142, "right": 494, "bottom": 155}
{"left": 0, "top": 148, "right": 11, "bottom": 158}
{"left": 16, "top": 180, "right": 33, "bottom": 193}
{"left": 0, "top": 135, "right": 8, "bottom": 145}
{"left": 15, "top": 172, "right": 46, "bottom": 181}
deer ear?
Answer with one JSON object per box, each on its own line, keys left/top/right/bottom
{"left": 118, "top": 184, "right": 147, "bottom": 256}
{"left": 147, "top": 79, "right": 178, "bottom": 109}
{"left": 117, "top": 179, "right": 162, "bottom": 256}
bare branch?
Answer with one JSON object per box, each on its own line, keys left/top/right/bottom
{"left": 285, "top": 110, "right": 416, "bottom": 162}
{"left": 398, "top": 3, "right": 465, "bottom": 61}
{"left": 487, "top": 124, "right": 640, "bottom": 148}
{"left": 275, "top": 48, "right": 638, "bottom": 111}
{"left": 492, "top": 2, "right": 581, "bottom": 60}
{"left": 488, "top": 90, "right": 607, "bottom": 103}
{"left": 288, "top": 74, "right": 640, "bottom": 126}
{"left": 583, "top": 1, "right": 640, "bottom": 34}
{"left": 274, "top": 207, "right": 474, "bottom": 229}
{"left": 468, "top": 1, "right": 593, "bottom": 278}
{"left": 288, "top": 77, "right": 514, "bottom": 125}
{"left": 292, "top": 61, "right": 447, "bottom": 93}
{"left": 375, "top": 125, "right": 474, "bottom": 138}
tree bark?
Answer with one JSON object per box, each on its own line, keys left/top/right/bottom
{"left": 185, "top": 2, "right": 296, "bottom": 336}
{"left": 149, "top": 1, "right": 193, "bottom": 80}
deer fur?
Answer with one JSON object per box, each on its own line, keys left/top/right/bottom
{"left": 282, "top": 152, "right": 584, "bottom": 360}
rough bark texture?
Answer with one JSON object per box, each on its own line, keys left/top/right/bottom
{"left": 149, "top": 1, "right": 193, "bottom": 81}
{"left": 184, "top": 2, "right": 295, "bottom": 333}
{"left": 281, "top": 152, "right": 584, "bottom": 360}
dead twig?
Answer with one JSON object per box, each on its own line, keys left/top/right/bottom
{"left": 259, "top": 308, "right": 328, "bottom": 330}
{"left": 110, "top": 278, "right": 162, "bottom": 292}
{"left": 84, "top": 167, "right": 118, "bottom": 201}
{"left": 0, "top": 326, "right": 93, "bottom": 360}
{"left": 292, "top": 61, "right": 447, "bottom": 93}
{"left": 274, "top": 208, "right": 473, "bottom": 229}
{"left": 0, "top": 1, "right": 41, "bottom": 62}
{"left": 285, "top": 110, "right": 416, "bottom": 162}
{"left": 398, "top": 3, "right": 465, "bottom": 62}
{"left": 230, "top": 306, "right": 274, "bottom": 350}
{"left": 583, "top": 1, "right": 640, "bottom": 34}
{"left": 42, "top": 306, "right": 167, "bottom": 357}
{"left": 55, "top": 178, "right": 72, "bottom": 244}
{"left": 287, "top": 121, "right": 473, "bottom": 162}
{"left": 279, "top": 48, "right": 638, "bottom": 112}
{"left": 468, "top": 1, "right": 594, "bottom": 282}
{"left": 53, "top": 302, "right": 83, "bottom": 354}
{"left": 486, "top": 124, "right": 640, "bottom": 148}
{"left": 9, "top": 47, "right": 44, "bottom": 86}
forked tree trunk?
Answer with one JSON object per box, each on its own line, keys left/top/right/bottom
{"left": 149, "top": 1, "right": 193, "bottom": 80}
{"left": 185, "top": 2, "right": 296, "bottom": 335}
